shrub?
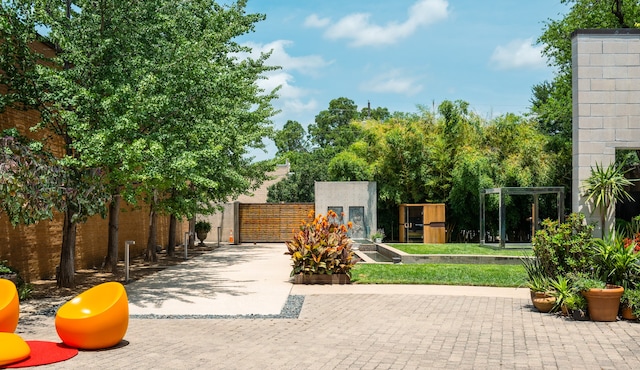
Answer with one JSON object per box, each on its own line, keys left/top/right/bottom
{"left": 285, "top": 210, "right": 357, "bottom": 277}
{"left": 591, "top": 232, "right": 640, "bottom": 289}
{"left": 532, "top": 213, "right": 594, "bottom": 278}
{"left": 194, "top": 220, "right": 211, "bottom": 234}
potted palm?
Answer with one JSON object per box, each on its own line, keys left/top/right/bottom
{"left": 194, "top": 220, "right": 212, "bottom": 246}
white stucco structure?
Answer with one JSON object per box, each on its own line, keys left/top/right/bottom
{"left": 314, "top": 181, "right": 377, "bottom": 240}
{"left": 572, "top": 29, "right": 640, "bottom": 234}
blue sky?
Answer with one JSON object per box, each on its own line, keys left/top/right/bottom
{"left": 240, "top": 0, "right": 569, "bottom": 159}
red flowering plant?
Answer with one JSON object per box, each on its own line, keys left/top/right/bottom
{"left": 623, "top": 233, "right": 640, "bottom": 253}
{"left": 285, "top": 210, "right": 357, "bottom": 277}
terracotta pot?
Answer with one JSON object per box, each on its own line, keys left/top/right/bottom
{"left": 582, "top": 285, "right": 624, "bottom": 322}
{"left": 621, "top": 306, "right": 637, "bottom": 320}
{"left": 530, "top": 290, "right": 555, "bottom": 313}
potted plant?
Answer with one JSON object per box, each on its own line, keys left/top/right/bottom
{"left": 285, "top": 210, "right": 357, "bottom": 284}
{"left": 194, "top": 220, "right": 212, "bottom": 246}
{"left": 564, "top": 291, "right": 589, "bottom": 321}
{"left": 521, "top": 257, "right": 555, "bottom": 312}
{"left": 550, "top": 275, "right": 572, "bottom": 315}
{"left": 621, "top": 288, "right": 640, "bottom": 320}
{"left": 371, "top": 229, "right": 385, "bottom": 243}
{"left": 574, "top": 275, "right": 623, "bottom": 322}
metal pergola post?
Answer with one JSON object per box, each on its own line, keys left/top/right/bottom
{"left": 479, "top": 187, "right": 565, "bottom": 248}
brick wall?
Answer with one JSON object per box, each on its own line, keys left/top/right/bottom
{"left": 571, "top": 29, "right": 640, "bottom": 234}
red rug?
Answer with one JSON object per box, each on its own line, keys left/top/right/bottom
{"left": 3, "top": 341, "right": 78, "bottom": 368}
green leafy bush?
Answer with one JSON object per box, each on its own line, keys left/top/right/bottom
{"left": 591, "top": 233, "right": 640, "bottom": 289}
{"left": 285, "top": 210, "right": 357, "bottom": 277}
{"left": 532, "top": 213, "right": 594, "bottom": 278}
{"left": 194, "top": 220, "right": 211, "bottom": 234}
{"left": 622, "top": 288, "right": 640, "bottom": 317}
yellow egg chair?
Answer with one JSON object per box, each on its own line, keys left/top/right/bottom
{"left": 0, "top": 332, "right": 30, "bottom": 366}
{"left": 0, "top": 278, "right": 19, "bottom": 333}
{"left": 55, "top": 282, "right": 129, "bottom": 350}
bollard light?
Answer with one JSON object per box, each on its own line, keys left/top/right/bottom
{"left": 124, "top": 240, "right": 135, "bottom": 284}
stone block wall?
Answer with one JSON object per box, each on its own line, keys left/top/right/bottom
{"left": 572, "top": 29, "right": 640, "bottom": 234}
{"left": 314, "top": 181, "right": 377, "bottom": 239}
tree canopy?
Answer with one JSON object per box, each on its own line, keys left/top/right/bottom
{"left": 0, "top": 0, "right": 277, "bottom": 285}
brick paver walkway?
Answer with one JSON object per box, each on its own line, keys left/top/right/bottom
{"left": 13, "top": 244, "right": 640, "bottom": 369}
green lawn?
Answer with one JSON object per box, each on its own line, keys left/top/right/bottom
{"left": 351, "top": 263, "right": 526, "bottom": 287}
{"left": 388, "top": 243, "right": 533, "bottom": 256}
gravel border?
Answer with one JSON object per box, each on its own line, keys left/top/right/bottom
{"left": 128, "top": 295, "right": 305, "bottom": 320}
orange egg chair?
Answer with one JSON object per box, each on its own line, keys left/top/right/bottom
{"left": 0, "top": 332, "right": 30, "bottom": 366}
{"left": 0, "top": 278, "right": 19, "bottom": 333}
{"left": 55, "top": 282, "right": 129, "bottom": 350}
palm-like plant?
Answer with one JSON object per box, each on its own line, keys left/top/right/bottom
{"left": 583, "top": 162, "right": 635, "bottom": 237}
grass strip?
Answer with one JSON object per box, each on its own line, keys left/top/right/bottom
{"left": 351, "top": 263, "right": 526, "bottom": 287}
{"left": 388, "top": 243, "right": 533, "bottom": 256}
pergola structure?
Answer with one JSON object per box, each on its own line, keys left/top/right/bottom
{"left": 480, "top": 187, "right": 565, "bottom": 248}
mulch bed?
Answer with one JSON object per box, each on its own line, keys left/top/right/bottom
{"left": 26, "top": 244, "right": 216, "bottom": 301}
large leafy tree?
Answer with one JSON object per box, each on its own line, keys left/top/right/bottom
{"left": 1, "top": 0, "right": 276, "bottom": 285}
{"left": 308, "top": 97, "right": 361, "bottom": 151}
{"left": 268, "top": 98, "right": 380, "bottom": 203}
{"left": 274, "top": 120, "right": 307, "bottom": 155}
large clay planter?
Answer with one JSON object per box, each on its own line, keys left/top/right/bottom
{"left": 530, "top": 290, "right": 556, "bottom": 313}
{"left": 582, "top": 285, "right": 624, "bottom": 322}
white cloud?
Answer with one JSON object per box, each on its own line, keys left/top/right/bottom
{"left": 243, "top": 40, "right": 332, "bottom": 76}
{"left": 321, "top": 0, "right": 449, "bottom": 47}
{"left": 360, "top": 69, "right": 423, "bottom": 96}
{"left": 490, "top": 38, "right": 546, "bottom": 70}
{"left": 283, "top": 98, "right": 319, "bottom": 114}
{"left": 304, "top": 14, "right": 330, "bottom": 28}
{"left": 242, "top": 40, "right": 327, "bottom": 119}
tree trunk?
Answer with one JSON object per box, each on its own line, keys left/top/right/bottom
{"left": 188, "top": 217, "right": 196, "bottom": 249}
{"left": 168, "top": 214, "right": 177, "bottom": 257}
{"left": 57, "top": 207, "right": 77, "bottom": 288}
{"left": 103, "top": 194, "right": 120, "bottom": 273}
{"left": 145, "top": 201, "right": 158, "bottom": 262}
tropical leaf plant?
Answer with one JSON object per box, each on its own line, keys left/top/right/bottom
{"left": 285, "top": 210, "right": 357, "bottom": 277}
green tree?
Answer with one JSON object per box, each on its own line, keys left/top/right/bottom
{"left": 0, "top": 129, "right": 63, "bottom": 225}
{"left": 274, "top": 120, "right": 307, "bottom": 155}
{"left": 328, "top": 150, "right": 372, "bottom": 181}
{"left": 0, "top": 0, "right": 276, "bottom": 284}
{"left": 308, "top": 97, "right": 361, "bottom": 150}
{"left": 267, "top": 150, "right": 330, "bottom": 202}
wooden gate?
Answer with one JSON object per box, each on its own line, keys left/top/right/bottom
{"left": 399, "top": 203, "right": 446, "bottom": 244}
{"left": 239, "top": 203, "right": 314, "bottom": 242}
